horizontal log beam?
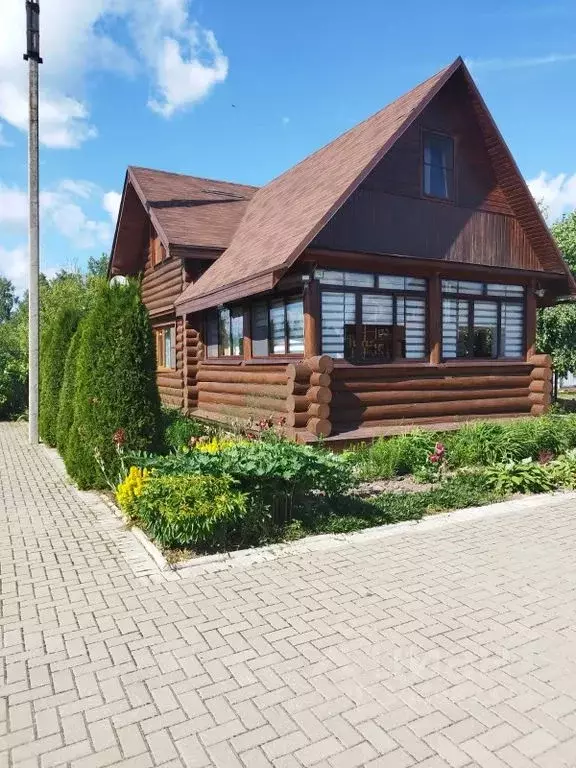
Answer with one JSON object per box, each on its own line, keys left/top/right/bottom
{"left": 332, "top": 363, "right": 532, "bottom": 380}
{"left": 335, "top": 397, "right": 532, "bottom": 422}
{"left": 332, "top": 375, "right": 532, "bottom": 393}
{"left": 197, "top": 381, "right": 287, "bottom": 399}
{"left": 198, "top": 391, "right": 288, "bottom": 412}
{"left": 332, "top": 387, "right": 529, "bottom": 407}
{"left": 197, "top": 370, "right": 287, "bottom": 385}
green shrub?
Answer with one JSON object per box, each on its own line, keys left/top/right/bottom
{"left": 56, "top": 325, "right": 83, "bottom": 456}
{"left": 133, "top": 474, "right": 248, "bottom": 549}
{"left": 161, "top": 408, "right": 210, "bottom": 451}
{"left": 132, "top": 438, "right": 355, "bottom": 525}
{"left": 66, "top": 281, "right": 161, "bottom": 489}
{"left": 351, "top": 429, "right": 439, "bottom": 480}
{"left": 484, "top": 459, "right": 559, "bottom": 495}
{"left": 443, "top": 421, "right": 507, "bottom": 467}
{"left": 39, "top": 305, "right": 83, "bottom": 447}
{"left": 0, "top": 321, "right": 27, "bottom": 419}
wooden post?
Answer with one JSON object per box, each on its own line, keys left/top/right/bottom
{"left": 526, "top": 280, "right": 537, "bottom": 360}
{"left": 428, "top": 272, "right": 442, "bottom": 365}
{"left": 243, "top": 305, "right": 252, "bottom": 360}
{"left": 304, "top": 278, "right": 320, "bottom": 358}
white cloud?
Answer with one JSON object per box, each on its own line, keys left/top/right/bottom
{"left": 0, "top": 245, "right": 61, "bottom": 295}
{"left": 0, "top": 177, "right": 115, "bottom": 248}
{"left": 466, "top": 53, "right": 576, "bottom": 73}
{"left": 0, "top": 184, "right": 28, "bottom": 229}
{"left": 0, "top": 0, "right": 228, "bottom": 148}
{"left": 528, "top": 171, "right": 576, "bottom": 222}
{"left": 102, "top": 190, "right": 122, "bottom": 222}
{"left": 147, "top": 29, "right": 228, "bottom": 117}
{"left": 0, "top": 245, "right": 29, "bottom": 295}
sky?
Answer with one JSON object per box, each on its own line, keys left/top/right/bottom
{"left": 1, "top": 0, "right": 576, "bottom": 293}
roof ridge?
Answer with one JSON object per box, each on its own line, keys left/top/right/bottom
{"left": 128, "top": 165, "right": 259, "bottom": 190}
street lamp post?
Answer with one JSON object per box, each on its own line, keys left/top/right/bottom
{"left": 24, "top": 0, "right": 42, "bottom": 444}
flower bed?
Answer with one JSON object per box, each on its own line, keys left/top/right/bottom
{"left": 113, "top": 413, "right": 576, "bottom": 556}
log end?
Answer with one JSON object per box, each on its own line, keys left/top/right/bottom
{"left": 307, "top": 417, "right": 332, "bottom": 438}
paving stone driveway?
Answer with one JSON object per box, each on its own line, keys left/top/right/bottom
{"left": 4, "top": 423, "right": 576, "bottom": 768}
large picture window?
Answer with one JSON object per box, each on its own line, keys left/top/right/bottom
{"left": 442, "top": 281, "right": 524, "bottom": 360}
{"left": 251, "top": 297, "right": 304, "bottom": 356}
{"left": 317, "top": 269, "right": 427, "bottom": 362}
{"left": 206, "top": 306, "right": 243, "bottom": 357}
{"left": 423, "top": 132, "right": 454, "bottom": 200}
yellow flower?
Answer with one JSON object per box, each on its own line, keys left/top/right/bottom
{"left": 195, "top": 437, "right": 246, "bottom": 454}
{"left": 116, "top": 466, "right": 150, "bottom": 515}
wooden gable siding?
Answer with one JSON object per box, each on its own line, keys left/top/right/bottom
{"left": 140, "top": 247, "right": 185, "bottom": 318}
{"left": 312, "top": 71, "right": 544, "bottom": 273}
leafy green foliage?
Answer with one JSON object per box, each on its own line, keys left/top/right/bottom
{"left": 132, "top": 474, "right": 248, "bottom": 549}
{"left": 299, "top": 471, "right": 503, "bottom": 535}
{"left": 537, "top": 303, "right": 576, "bottom": 379}
{"left": 551, "top": 210, "right": 576, "bottom": 273}
{"left": 39, "top": 306, "right": 83, "bottom": 447}
{"left": 349, "top": 429, "right": 439, "bottom": 480}
{"left": 56, "top": 325, "right": 84, "bottom": 456}
{"left": 0, "top": 277, "right": 17, "bottom": 323}
{"left": 0, "top": 319, "right": 27, "bottom": 419}
{"left": 484, "top": 459, "right": 559, "bottom": 495}
{"left": 66, "top": 280, "right": 161, "bottom": 489}
{"left": 161, "top": 408, "right": 211, "bottom": 451}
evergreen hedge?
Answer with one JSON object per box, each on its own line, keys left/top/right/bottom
{"left": 56, "top": 324, "right": 83, "bottom": 456}
{"left": 65, "top": 280, "right": 161, "bottom": 489}
{"left": 39, "top": 306, "right": 83, "bottom": 447}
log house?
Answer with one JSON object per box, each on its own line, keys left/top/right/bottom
{"left": 109, "top": 57, "right": 575, "bottom": 443}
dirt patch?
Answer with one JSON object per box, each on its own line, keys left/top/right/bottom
{"left": 352, "top": 476, "right": 433, "bottom": 497}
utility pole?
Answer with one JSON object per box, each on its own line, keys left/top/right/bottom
{"left": 24, "top": 0, "right": 42, "bottom": 444}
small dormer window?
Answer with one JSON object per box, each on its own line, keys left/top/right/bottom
{"left": 423, "top": 132, "right": 454, "bottom": 200}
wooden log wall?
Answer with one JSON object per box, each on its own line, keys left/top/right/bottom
{"left": 328, "top": 361, "right": 541, "bottom": 433}
{"left": 286, "top": 356, "right": 334, "bottom": 438}
{"left": 185, "top": 319, "right": 203, "bottom": 411}
{"left": 154, "top": 317, "right": 184, "bottom": 410}
{"left": 527, "top": 353, "right": 553, "bottom": 416}
{"left": 195, "top": 362, "right": 290, "bottom": 424}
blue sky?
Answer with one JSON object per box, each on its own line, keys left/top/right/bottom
{"left": 1, "top": 0, "right": 576, "bottom": 291}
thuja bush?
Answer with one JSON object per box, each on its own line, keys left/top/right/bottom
{"left": 56, "top": 325, "right": 84, "bottom": 456}
{"left": 39, "top": 305, "right": 83, "bottom": 447}
{"left": 65, "top": 280, "right": 161, "bottom": 489}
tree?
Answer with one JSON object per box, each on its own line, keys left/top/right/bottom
{"left": 88, "top": 254, "right": 109, "bottom": 278}
{"left": 551, "top": 211, "right": 576, "bottom": 273}
{"left": 537, "top": 210, "right": 576, "bottom": 383}
{"left": 0, "top": 278, "right": 17, "bottom": 323}
{"left": 56, "top": 324, "right": 83, "bottom": 456}
{"left": 65, "top": 280, "right": 161, "bottom": 489}
{"left": 39, "top": 306, "right": 83, "bottom": 447}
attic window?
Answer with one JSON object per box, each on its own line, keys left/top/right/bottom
{"left": 423, "top": 132, "right": 454, "bottom": 200}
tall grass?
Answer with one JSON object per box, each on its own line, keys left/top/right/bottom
{"left": 352, "top": 415, "right": 576, "bottom": 481}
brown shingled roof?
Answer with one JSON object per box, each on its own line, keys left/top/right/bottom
{"left": 175, "top": 59, "right": 460, "bottom": 312}
{"left": 176, "top": 56, "right": 575, "bottom": 312}
{"left": 129, "top": 166, "right": 258, "bottom": 249}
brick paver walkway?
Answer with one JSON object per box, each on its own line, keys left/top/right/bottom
{"left": 3, "top": 423, "right": 576, "bottom": 767}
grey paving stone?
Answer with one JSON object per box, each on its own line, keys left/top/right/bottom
{"left": 1, "top": 423, "right": 576, "bottom": 768}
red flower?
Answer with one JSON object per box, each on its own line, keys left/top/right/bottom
{"left": 112, "top": 428, "right": 126, "bottom": 447}
{"left": 538, "top": 449, "right": 554, "bottom": 465}
{"left": 434, "top": 442, "right": 446, "bottom": 456}
{"left": 429, "top": 453, "right": 439, "bottom": 463}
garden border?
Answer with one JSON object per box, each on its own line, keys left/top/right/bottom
{"left": 40, "top": 438, "right": 576, "bottom": 577}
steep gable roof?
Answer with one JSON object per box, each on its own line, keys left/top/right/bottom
{"left": 176, "top": 57, "right": 574, "bottom": 313}
{"left": 109, "top": 167, "right": 258, "bottom": 276}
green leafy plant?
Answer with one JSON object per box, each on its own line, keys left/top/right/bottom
{"left": 55, "top": 325, "right": 83, "bottom": 456}
{"left": 39, "top": 305, "right": 83, "bottom": 447}
{"left": 351, "top": 429, "right": 439, "bottom": 481}
{"left": 65, "top": 280, "right": 161, "bottom": 489}
{"left": 132, "top": 473, "right": 248, "bottom": 549}
{"left": 161, "top": 408, "right": 212, "bottom": 451}
{"left": 484, "top": 458, "right": 559, "bottom": 495}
